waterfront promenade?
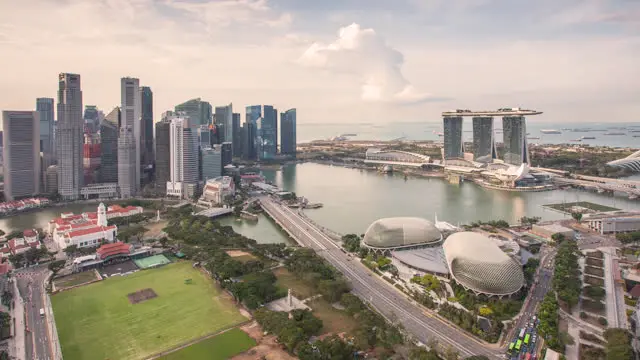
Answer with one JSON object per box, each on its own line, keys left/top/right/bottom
{"left": 259, "top": 195, "right": 504, "bottom": 359}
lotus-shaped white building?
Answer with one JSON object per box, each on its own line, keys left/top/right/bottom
{"left": 363, "top": 217, "right": 443, "bottom": 251}
{"left": 443, "top": 232, "right": 524, "bottom": 296}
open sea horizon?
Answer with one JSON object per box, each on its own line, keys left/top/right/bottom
{"left": 298, "top": 121, "right": 640, "bottom": 148}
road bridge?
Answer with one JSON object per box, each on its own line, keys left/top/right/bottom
{"left": 259, "top": 196, "right": 503, "bottom": 359}
{"left": 552, "top": 178, "right": 640, "bottom": 199}
{"left": 194, "top": 207, "right": 233, "bottom": 218}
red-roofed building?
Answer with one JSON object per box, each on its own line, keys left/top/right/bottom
{"left": 8, "top": 235, "right": 41, "bottom": 255}
{"left": 50, "top": 203, "right": 121, "bottom": 249}
{"left": 0, "top": 262, "right": 11, "bottom": 276}
{"left": 0, "top": 245, "right": 11, "bottom": 258}
{"left": 96, "top": 242, "right": 132, "bottom": 260}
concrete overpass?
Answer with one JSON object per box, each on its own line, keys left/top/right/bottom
{"left": 258, "top": 195, "right": 503, "bottom": 359}
{"left": 550, "top": 175, "right": 640, "bottom": 199}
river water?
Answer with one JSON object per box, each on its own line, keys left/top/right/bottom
{"left": 2, "top": 164, "right": 639, "bottom": 243}
{"left": 262, "top": 163, "right": 640, "bottom": 235}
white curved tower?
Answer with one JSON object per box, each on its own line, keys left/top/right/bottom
{"left": 97, "top": 203, "right": 107, "bottom": 227}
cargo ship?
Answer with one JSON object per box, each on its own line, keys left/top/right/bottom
{"left": 540, "top": 129, "right": 562, "bottom": 134}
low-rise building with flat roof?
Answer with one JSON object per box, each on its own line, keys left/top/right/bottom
{"left": 531, "top": 223, "right": 575, "bottom": 241}
{"left": 584, "top": 211, "right": 640, "bottom": 234}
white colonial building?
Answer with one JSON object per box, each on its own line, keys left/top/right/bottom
{"left": 199, "top": 176, "right": 236, "bottom": 206}
{"left": 48, "top": 203, "right": 141, "bottom": 249}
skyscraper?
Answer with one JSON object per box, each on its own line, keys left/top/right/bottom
{"left": 104, "top": 106, "right": 121, "bottom": 128}
{"left": 244, "top": 105, "right": 262, "bottom": 160}
{"left": 117, "top": 126, "right": 136, "bottom": 198}
{"left": 221, "top": 142, "right": 232, "bottom": 169}
{"left": 99, "top": 115, "right": 118, "bottom": 183}
{"left": 120, "top": 77, "right": 141, "bottom": 194}
{"left": 36, "top": 98, "right": 55, "bottom": 168}
{"left": 57, "top": 73, "right": 84, "bottom": 200}
{"left": 198, "top": 125, "right": 213, "bottom": 148}
{"left": 83, "top": 132, "right": 100, "bottom": 185}
{"left": 502, "top": 116, "right": 530, "bottom": 166}
{"left": 140, "top": 86, "right": 154, "bottom": 167}
{"left": 472, "top": 117, "right": 496, "bottom": 163}
{"left": 201, "top": 145, "right": 222, "bottom": 181}
{"left": 167, "top": 117, "right": 198, "bottom": 199}
{"left": 2, "top": 111, "right": 41, "bottom": 200}
{"left": 280, "top": 108, "right": 297, "bottom": 156}
{"left": 232, "top": 113, "right": 242, "bottom": 157}
{"left": 214, "top": 103, "right": 233, "bottom": 145}
{"left": 154, "top": 119, "right": 171, "bottom": 194}
{"left": 443, "top": 116, "right": 464, "bottom": 160}
{"left": 83, "top": 105, "right": 100, "bottom": 133}
{"left": 175, "top": 98, "right": 212, "bottom": 127}
{"left": 260, "top": 105, "right": 278, "bottom": 160}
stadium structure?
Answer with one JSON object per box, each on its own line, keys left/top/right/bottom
{"left": 443, "top": 232, "right": 525, "bottom": 297}
{"left": 362, "top": 217, "right": 443, "bottom": 253}
{"left": 363, "top": 217, "right": 525, "bottom": 297}
{"left": 607, "top": 150, "right": 640, "bottom": 172}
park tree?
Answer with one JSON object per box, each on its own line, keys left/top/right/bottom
{"left": 603, "top": 328, "right": 633, "bottom": 360}
{"left": 341, "top": 234, "right": 361, "bottom": 253}
{"left": 571, "top": 212, "right": 583, "bottom": 222}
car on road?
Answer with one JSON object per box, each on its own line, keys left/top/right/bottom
{"left": 39, "top": 308, "right": 45, "bottom": 317}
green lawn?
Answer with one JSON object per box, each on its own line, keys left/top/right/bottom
{"left": 52, "top": 262, "right": 247, "bottom": 360}
{"left": 160, "top": 328, "right": 256, "bottom": 360}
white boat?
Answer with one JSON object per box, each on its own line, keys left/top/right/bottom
{"left": 540, "top": 129, "right": 562, "bottom": 134}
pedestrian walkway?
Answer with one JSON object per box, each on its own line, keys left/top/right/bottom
{"left": 11, "top": 281, "right": 26, "bottom": 360}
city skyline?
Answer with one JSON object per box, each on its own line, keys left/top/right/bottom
{"left": 1, "top": 1, "right": 639, "bottom": 125}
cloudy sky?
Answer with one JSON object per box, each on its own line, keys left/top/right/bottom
{"left": 1, "top": 0, "right": 639, "bottom": 124}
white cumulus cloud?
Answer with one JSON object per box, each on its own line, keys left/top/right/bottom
{"left": 298, "top": 23, "right": 434, "bottom": 104}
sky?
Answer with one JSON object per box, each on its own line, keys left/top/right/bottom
{"left": 1, "top": 0, "right": 639, "bottom": 124}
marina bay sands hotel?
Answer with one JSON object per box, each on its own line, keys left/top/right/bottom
{"left": 441, "top": 108, "right": 542, "bottom": 166}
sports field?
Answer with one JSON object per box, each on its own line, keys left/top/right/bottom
{"left": 159, "top": 328, "right": 256, "bottom": 360}
{"left": 133, "top": 254, "right": 171, "bottom": 269}
{"left": 52, "top": 262, "right": 247, "bottom": 360}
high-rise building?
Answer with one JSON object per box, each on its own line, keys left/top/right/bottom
{"left": 502, "top": 116, "right": 529, "bottom": 166}
{"left": 280, "top": 108, "right": 297, "bottom": 156}
{"left": 167, "top": 117, "right": 198, "bottom": 199}
{"left": 36, "top": 98, "right": 55, "bottom": 168}
{"left": 214, "top": 103, "right": 233, "bottom": 145}
{"left": 45, "top": 165, "right": 58, "bottom": 194}
{"left": 120, "top": 77, "right": 141, "bottom": 194}
{"left": 443, "top": 116, "right": 464, "bottom": 160}
{"left": 244, "top": 105, "right": 262, "bottom": 160}
{"left": 83, "top": 132, "right": 101, "bottom": 185}
{"left": 198, "top": 125, "right": 213, "bottom": 148}
{"left": 472, "top": 117, "right": 496, "bottom": 163}
{"left": 175, "top": 98, "right": 212, "bottom": 127}
{"left": 83, "top": 105, "right": 100, "bottom": 133}
{"left": 140, "top": 86, "right": 153, "bottom": 167}
{"left": 260, "top": 105, "right": 277, "bottom": 160}
{"left": 2, "top": 111, "right": 41, "bottom": 200}
{"left": 104, "top": 106, "right": 121, "bottom": 128}
{"left": 232, "top": 113, "right": 242, "bottom": 157}
{"left": 117, "top": 126, "right": 137, "bottom": 198}
{"left": 221, "top": 142, "right": 232, "bottom": 169}
{"left": 201, "top": 145, "right": 222, "bottom": 181}
{"left": 99, "top": 117, "right": 118, "bottom": 183}
{"left": 154, "top": 119, "right": 171, "bottom": 194}
{"left": 57, "top": 73, "right": 84, "bottom": 200}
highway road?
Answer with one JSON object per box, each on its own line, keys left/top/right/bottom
{"left": 260, "top": 196, "right": 504, "bottom": 359}
{"left": 504, "top": 247, "right": 555, "bottom": 354}
{"left": 15, "top": 267, "right": 53, "bottom": 360}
